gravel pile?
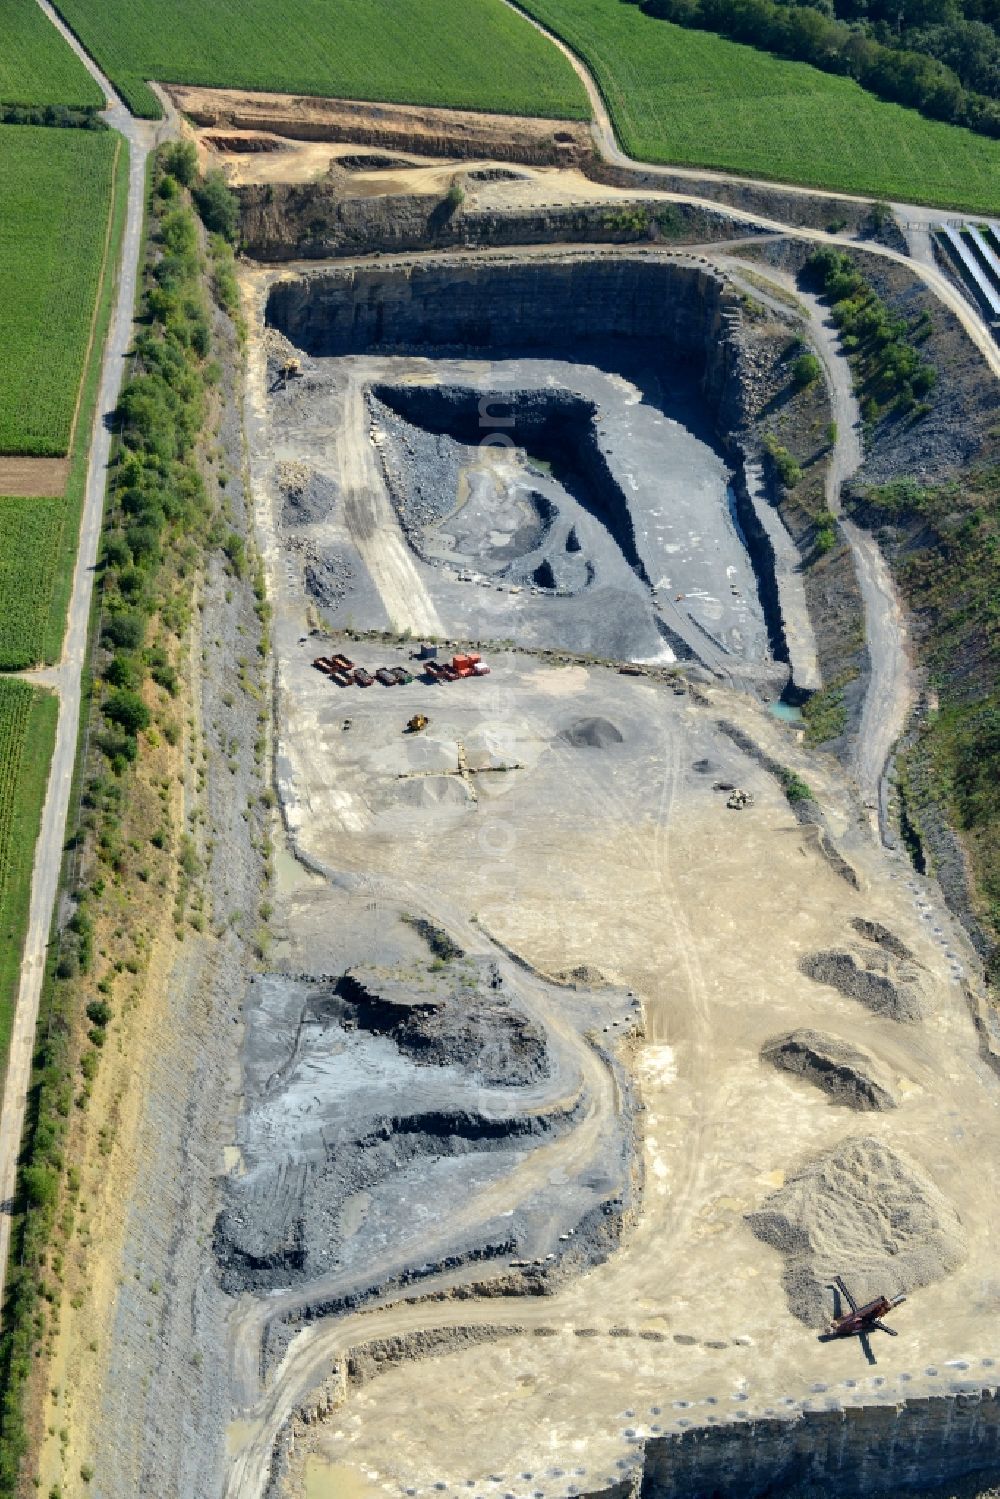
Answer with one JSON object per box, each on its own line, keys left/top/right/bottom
{"left": 761, "top": 1029, "right": 896, "bottom": 1111}
{"left": 850, "top": 916, "right": 915, "bottom": 961}
{"left": 339, "top": 959, "right": 550, "bottom": 1085}
{"left": 800, "top": 947, "right": 924, "bottom": 1023}
{"left": 276, "top": 461, "right": 339, "bottom": 526}
{"left": 748, "top": 1135, "right": 966, "bottom": 1326}
{"left": 558, "top": 716, "right": 625, "bottom": 750}
{"left": 304, "top": 552, "right": 353, "bottom": 610}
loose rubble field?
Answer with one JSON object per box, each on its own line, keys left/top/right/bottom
{"left": 206, "top": 246, "right": 1000, "bottom": 1499}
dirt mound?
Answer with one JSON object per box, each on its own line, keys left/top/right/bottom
{"left": 799, "top": 948, "right": 924, "bottom": 1023}
{"left": 466, "top": 167, "right": 527, "bottom": 183}
{"left": 761, "top": 1029, "right": 896, "bottom": 1111}
{"left": 850, "top": 916, "right": 915, "bottom": 961}
{"left": 747, "top": 1136, "right": 966, "bottom": 1326}
{"left": 277, "top": 462, "right": 338, "bottom": 525}
{"left": 338, "top": 153, "right": 412, "bottom": 172}
{"left": 558, "top": 717, "right": 624, "bottom": 750}
{"left": 339, "top": 960, "right": 549, "bottom": 1086}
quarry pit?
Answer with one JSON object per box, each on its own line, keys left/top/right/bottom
{"left": 211, "top": 243, "right": 1000, "bottom": 1499}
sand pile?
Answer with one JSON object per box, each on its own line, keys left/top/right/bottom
{"left": 748, "top": 1136, "right": 966, "bottom": 1326}
{"left": 762, "top": 1029, "right": 896, "bottom": 1111}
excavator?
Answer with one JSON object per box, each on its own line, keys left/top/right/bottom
{"left": 823, "top": 1276, "right": 906, "bottom": 1365}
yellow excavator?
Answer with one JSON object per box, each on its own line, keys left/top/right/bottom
{"left": 405, "top": 714, "right": 428, "bottom": 734}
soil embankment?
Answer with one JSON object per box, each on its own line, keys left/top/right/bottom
{"left": 167, "top": 84, "right": 593, "bottom": 166}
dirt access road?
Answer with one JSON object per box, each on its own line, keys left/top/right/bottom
{"left": 725, "top": 260, "right": 913, "bottom": 828}
{"left": 0, "top": 3, "right": 172, "bottom": 1326}
{"left": 339, "top": 381, "right": 444, "bottom": 638}
{"left": 800, "top": 280, "right": 912, "bottom": 830}
{"left": 502, "top": 0, "right": 1000, "bottom": 383}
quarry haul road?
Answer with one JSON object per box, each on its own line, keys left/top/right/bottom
{"left": 742, "top": 267, "right": 914, "bottom": 827}
{"left": 340, "top": 381, "right": 445, "bottom": 637}
{"left": 0, "top": 4, "right": 174, "bottom": 1327}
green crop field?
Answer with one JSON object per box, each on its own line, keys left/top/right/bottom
{"left": 519, "top": 0, "right": 1000, "bottom": 212}
{"left": 51, "top": 0, "right": 589, "bottom": 120}
{"left": 0, "top": 126, "right": 118, "bottom": 458}
{"left": 0, "top": 679, "right": 57, "bottom": 1069}
{"left": 0, "top": 0, "right": 103, "bottom": 109}
{"left": 0, "top": 500, "right": 66, "bottom": 671}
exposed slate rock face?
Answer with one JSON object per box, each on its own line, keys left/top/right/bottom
{"left": 337, "top": 961, "right": 549, "bottom": 1086}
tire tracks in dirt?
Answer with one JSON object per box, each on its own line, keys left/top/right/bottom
{"left": 340, "top": 380, "right": 444, "bottom": 638}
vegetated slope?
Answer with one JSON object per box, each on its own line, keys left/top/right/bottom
{"left": 0, "top": 0, "right": 102, "bottom": 109}
{"left": 0, "top": 680, "right": 57, "bottom": 1067}
{"left": 852, "top": 467, "right": 1000, "bottom": 977}
{"left": 0, "top": 127, "right": 117, "bottom": 457}
{"left": 517, "top": 0, "right": 1000, "bottom": 211}
{"left": 0, "top": 499, "right": 65, "bottom": 671}
{"left": 51, "top": 0, "right": 589, "bottom": 120}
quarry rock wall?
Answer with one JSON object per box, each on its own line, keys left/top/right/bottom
{"left": 265, "top": 254, "right": 738, "bottom": 386}
{"left": 640, "top": 1388, "right": 1000, "bottom": 1498}
{"left": 265, "top": 254, "right": 810, "bottom": 676}
{"left": 238, "top": 186, "right": 755, "bottom": 262}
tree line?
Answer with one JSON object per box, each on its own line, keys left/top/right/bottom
{"left": 630, "top": 0, "right": 1000, "bottom": 138}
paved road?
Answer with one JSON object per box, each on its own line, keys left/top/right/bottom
{"left": 0, "top": 3, "right": 166, "bottom": 1324}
